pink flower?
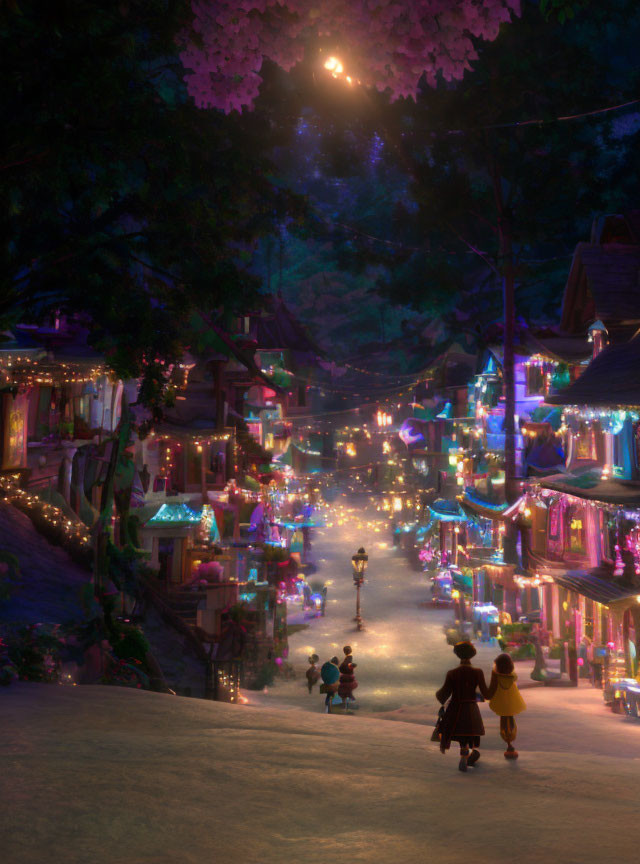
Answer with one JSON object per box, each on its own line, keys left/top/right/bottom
{"left": 179, "top": 1, "right": 521, "bottom": 112}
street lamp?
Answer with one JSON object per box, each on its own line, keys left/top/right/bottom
{"left": 352, "top": 547, "right": 368, "bottom": 631}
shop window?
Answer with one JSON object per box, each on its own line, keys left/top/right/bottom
{"left": 613, "top": 432, "right": 624, "bottom": 475}
{"left": 568, "top": 510, "right": 586, "bottom": 555}
{"left": 236, "top": 315, "right": 250, "bottom": 335}
{"left": 526, "top": 364, "right": 546, "bottom": 396}
{"left": 574, "top": 422, "right": 598, "bottom": 461}
{"left": 158, "top": 538, "right": 175, "bottom": 582}
{"left": 75, "top": 395, "right": 90, "bottom": 422}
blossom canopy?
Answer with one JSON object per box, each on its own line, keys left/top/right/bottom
{"left": 180, "top": 0, "right": 521, "bottom": 112}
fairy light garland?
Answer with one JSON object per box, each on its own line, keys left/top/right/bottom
{"left": 0, "top": 475, "right": 92, "bottom": 547}
{"left": 0, "top": 356, "right": 107, "bottom": 388}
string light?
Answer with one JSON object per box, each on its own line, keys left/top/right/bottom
{"left": 0, "top": 475, "right": 91, "bottom": 547}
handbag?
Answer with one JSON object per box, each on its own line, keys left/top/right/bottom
{"left": 430, "top": 706, "right": 445, "bottom": 742}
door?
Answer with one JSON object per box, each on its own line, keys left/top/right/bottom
{"left": 158, "top": 537, "right": 176, "bottom": 584}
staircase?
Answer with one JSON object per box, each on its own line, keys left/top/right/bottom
{"left": 163, "top": 588, "right": 206, "bottom": 629}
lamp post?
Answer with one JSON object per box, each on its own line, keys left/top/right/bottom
{"left": 352, "top": 547, "right": 368, "bottom": 631}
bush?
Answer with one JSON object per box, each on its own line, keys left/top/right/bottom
{"left": 509, "top": 642, "right": 536, "bottom": 661}
{"left": 5, "top": 624, "right": 63, "bottom": 682}
{"left": 102, "top": 657, "right": 150, "bottom": 690}
{"left": 502, "top": 622, "right": 532, "bottom": 639}
{"left": 248, "top": 660, "right": 277, "bottom": 690}
{"left": 112, "top": 625, "right": 149, "bottom": 664}
{"left": 0, "top": 637, "right": 19, "bottom": 686}
{"left": 549, "top": 642, "right": 565, "bottom": 660}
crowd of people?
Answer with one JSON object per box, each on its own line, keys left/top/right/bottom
{"left": 305, "top": 646, "right": 359, "bottom": 713}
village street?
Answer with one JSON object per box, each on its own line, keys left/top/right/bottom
{"left": 253, "top": 498, "right": 640, "bottom": 761}
{"left": 251, "top": 497, "right": 468, "bottom": 715}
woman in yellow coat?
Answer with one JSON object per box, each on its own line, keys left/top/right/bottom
{"left": 488, "top": 653, "right": 527, "bottom": 759}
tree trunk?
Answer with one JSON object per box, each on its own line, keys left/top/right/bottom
{"left": 501, "top": 226, "right": 519, "bottom": 565}
{"left": 95, "top": 394, "right": 131, "bottom": 594}
{"left": 488, "top": 132, "right": 519, "bottom": 565}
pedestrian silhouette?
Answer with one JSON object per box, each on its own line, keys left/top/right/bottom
{"left": 435, "top": 641, "right": 490, "bottom": 772}
{"left": 319, "top": 656, "right": 340, "bottom": 713}
{"left": 488, "top": 653, "right": 526, "bottom": 759}
{"left": 339, "top": 645, "right": 358, "bottom": 712}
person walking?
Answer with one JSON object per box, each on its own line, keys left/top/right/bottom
{"left": 306, "top": 654, "right": 320, "bottom": 693}
{"left": 488, "top": 652, "right": 527, "bottom": 759}
{"left": 435, "top": 641, "right": 490, "bottom": 772}
{"left": 338, "top": 645, "right": 358, "bottom": 712}
{"left": 319, "top": 656, "right": 341, "bottom": 713}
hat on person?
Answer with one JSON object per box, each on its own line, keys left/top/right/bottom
{"left": 453, "top": 641, "right": 477, "bottom": 660}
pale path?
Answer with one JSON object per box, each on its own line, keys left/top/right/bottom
{"left": 252, "top": 498, "right": 502, "bottom": 715}
{"left": 2, "top": 683, "right": 639, "bottom": 864}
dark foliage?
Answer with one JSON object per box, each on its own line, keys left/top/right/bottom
{"left": 0, "top": 2, "right": 303, "bottom": 413}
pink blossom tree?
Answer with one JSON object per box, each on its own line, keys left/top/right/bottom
{"left": 179, "top": 0, "right": 523, "bottom": 545}
{"left": 179, "top": 1, "right": 521, "bottom": 112}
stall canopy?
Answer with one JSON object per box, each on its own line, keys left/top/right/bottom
{"left": 429, "top": 498, "right": 467, "bottom": 522}
{"left": 451, "top": 569, "right": 473, "bottom": 593}
{"left": 541, "top": 469, "right": 640, "bottom": 506}
{"left": 553, "top": 570, "right": 640, "bottom": 605}
{"left": 459, "top": 488, "right": 509, "bottom": 520}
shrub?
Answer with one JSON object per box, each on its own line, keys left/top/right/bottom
{"left": 5, "top": 624, "right": 63, "bottom": 682}
{"left": 549, "top": 641, "right": 565, "bottom": 660}
{"left": 112, "top": 625, "right": 149, "bottom": 664}
{"left": 509, "top": 642, "right": 536, "bottom": 661}
{"left": 502, "top": 622, "right": 532, "bottom": 638}
{"left": 248, "top": 660, "right": 277, "bottom": 690}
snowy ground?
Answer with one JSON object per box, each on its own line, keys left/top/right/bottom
{"left": 3, "top": 498, "right": 640, "bottom": 863}
{"left": 2, "top": 682, "right": 640, "bottom": 864}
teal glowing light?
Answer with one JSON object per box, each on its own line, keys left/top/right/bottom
{"left": 148, "top": 503, "right": 201, "bottom": 525}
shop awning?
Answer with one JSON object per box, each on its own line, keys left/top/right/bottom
{"left": 428, "top": 498, "right": 466, "bottom": 522}
{"left": 451, "top": 570, "right": 473, "bottom": 592}
{"left": 552, "top": 570, "right": 639, "bottom": 605}
{"left": 146, "top": 502, "right": 201, "bottom": 526}
{"left": 459, "top": 488, "right": 509, "bottom": 521}
{"left": 540, "top": 470, "right": 640, "bottom": 506}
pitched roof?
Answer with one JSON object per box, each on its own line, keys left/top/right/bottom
{"left": 547, "top": 335, "right": 640, "bottom": 407}
{"left": 561, "top": 243, "right": 640, "bottom": 338}
{"left": 255, "top": 298, "right": 323, "bottom": 362}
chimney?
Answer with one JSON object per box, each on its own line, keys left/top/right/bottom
{"left": 588, "top": 319, "right": 608, "bottom": 359}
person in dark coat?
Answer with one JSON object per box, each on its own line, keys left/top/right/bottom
{"left": 338, "top": 645, "right": 358, "bottom": 710}
{"left": 435, "top": 641, "right": 490, "bottom": 772}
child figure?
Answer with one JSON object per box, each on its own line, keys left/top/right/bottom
{"left": 488, "top": 653, "right": 527, "bottom": 759}
{"left": 306, "top": 654, "right": 320, "bottom": 694}
{"left": 338, "top": 645, "right": 358, "bottom": 712}
{"left": 319, "top": 656, "right": 341, "bottom": 713}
